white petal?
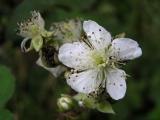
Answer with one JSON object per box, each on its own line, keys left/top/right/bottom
{"left": 31, "top": 11, "right": 45, "bottom": 29}
{"left": 83, "top": 20, "right": 111, "bottom": 50}
{"left": 36, "top": 58, "right": 66, "bottom": 77}
{"left": 20, "top": 37, "right": 32, "bottom": 52}
{"left": 18, "top": 11, "right": 45, "bottom": 38}
{"left": 110, "top": 38, "right": 142, "bottom": 60}
{"left": 106, "top": 68, "right": 126, "bottom": 100}
{"left": 67, "top": 69, "right": 102, "bottom": 93}
{"left": 58, "top": 42, "right": 94, "bottom": 70}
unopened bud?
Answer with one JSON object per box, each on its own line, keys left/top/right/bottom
{"left": 57, "top": 95, "right": 73, "bottom": 111}
{"left": 78, "top": 100, "right": 84, "bottom": 107}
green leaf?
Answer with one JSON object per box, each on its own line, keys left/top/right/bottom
{"left": 0, "top": 109, "right": 14, "bottom": 120}
{"left": 0, "top": 65, "right": 15, "bottom": 109}
{"left": 96, "top": 101, "right": 115, "bottom": 114}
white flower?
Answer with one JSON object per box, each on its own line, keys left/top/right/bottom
{"left": 18, "top": 11, "right": 52, "bottom": 52}
{"left": 18, "top": 11, "right": 45, "bottom": 38}
{"left": 50, "top": 18, "right": 82, "bottom": 43}
{"left": 58, "top": 20, "right": 142, "bottom": 100}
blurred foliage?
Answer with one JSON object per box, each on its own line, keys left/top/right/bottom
{"left": 0, "top": 65, "right": 15, "bottom": 109}
{"left": 0, "top": 65, "right": 15, "bottom": 120}
{"left": 0, "top": 0, "right": 160, "bottom": 120}
{"left": 0, "top": 109, "right": 14, "bottom": 120}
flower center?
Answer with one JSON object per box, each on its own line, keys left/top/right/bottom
{"left": 30, "top": 24, "right": 42, "bottom": 37}
{"left": 91, "top": 50, "right": 108, "bottom": 67}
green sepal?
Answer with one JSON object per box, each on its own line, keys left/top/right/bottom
{"left": 41, "top": 31, "right": 54, "bottom": 38}
{"left": 96, "top": 101, "right": 115, "bottom": 114}
{"left": 74, "top": 93, "right": 96, "bottom": 109}
{"left": 114, "top": 32, "right": 126, "bottom": 39}
{"left": 74, "top": 93, "right": 115, "bottom": 114}
{"left": 32, "top": 36, "right": 43, "bottom": 52}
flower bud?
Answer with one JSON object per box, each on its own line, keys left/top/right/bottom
{"left": 57, "top": 95, "right": 73, "bottom": 112}
{"left": 78, "top": 100, "right": 84, "bottom": 107}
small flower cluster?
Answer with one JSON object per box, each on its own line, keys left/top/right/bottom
{"left": 18, "top": 11, "right": 142, "bottom": 113}
{"left": 18, "top": 11, "right": 53, "bottom": 52}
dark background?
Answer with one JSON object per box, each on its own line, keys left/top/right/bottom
{"left": 0, "top": 0, "right": 160, "bottom": 119}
